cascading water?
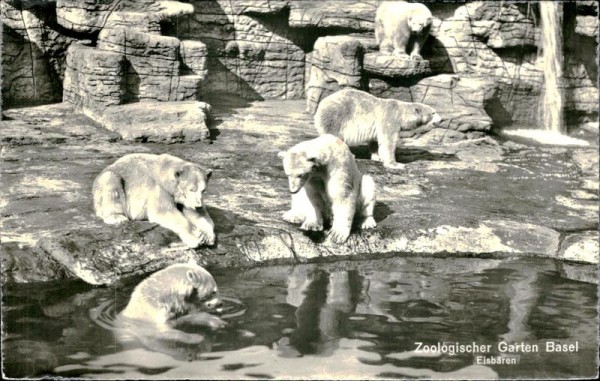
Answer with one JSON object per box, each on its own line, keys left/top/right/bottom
{"left": 538, "top": 1, "right": 564, "bottom": 133}
{"left": 503, "top": 1, "right": 588, "bottom": 146}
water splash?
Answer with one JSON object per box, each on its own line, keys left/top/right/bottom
{"left": 538, "top": 1, "right": 564, "bottom": 133}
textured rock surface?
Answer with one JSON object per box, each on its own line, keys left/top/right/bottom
{"left": 369, "top": 74, "right": 495, "bottom": 143}
{"left": 98, "top": 101, "right": 211, "bottom": 142}
{"left": 55, "top": 0, "right": 159, "bottom": 34}
{"left": 363, "top": 53, "right": 431, "bottom": 78}
{"left": 305, "top": 35, "right": 377, "bottom": 113}
{"left": 2, "top": 0, "right": 597, "bottom": 127}
{"left": 576, "top": 15, "right": 599, "bottom": 37}
{"left": 288, "top": 1, "right": 379, "bottom": 30}
{"left": 1, "top": 100, "right": 598, "bottom": 284}
{"left": 559, "top": 232, "right": 600, "bottom": 264}
{"left": 1, "top": 0, "right": 76, "bottom": 107}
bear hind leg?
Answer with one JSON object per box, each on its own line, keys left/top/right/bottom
{"left": 93, "top": 170, "right": 129, "bottom": 225}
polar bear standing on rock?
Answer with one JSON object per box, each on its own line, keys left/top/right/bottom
{"left": 375, "top": 1, "right": 433, "bottom": 60}
{"left": 278, "top": 134, "right": 376, "bottom": 244}
{"left": 315, "top": 89, "right": 441, "bottom": 170}
{"left": 93, "top": 153, "right": 215, "bottom": 248}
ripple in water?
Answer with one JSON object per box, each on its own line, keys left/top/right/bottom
{"left": 89, "top": 295, "right": 246, "bottom": 332}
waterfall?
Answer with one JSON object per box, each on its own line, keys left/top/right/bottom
{"left": 503, "top": 2, "right": 588, "bottom": 146}
{"left": 537, "top": 1, "right": 564, "bottom": 133}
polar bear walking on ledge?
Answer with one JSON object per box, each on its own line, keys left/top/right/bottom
{"left": 315, "top": 89, "right": 441, "bottom": 170}
{"left": 93, "top": 153, "right": 215, "bottom": 248}
{"left": 278, "top": 135, "right": 376, "bottom": 244}
{"left": 375, "top": 1, "right": 433, "bottom": 60}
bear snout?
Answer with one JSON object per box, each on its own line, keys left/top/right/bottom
{"left": 430, "top": 113, "right": 442, "bottom": 127}
{"left": 204, "top": 296, "right": 222, "bottom": 310}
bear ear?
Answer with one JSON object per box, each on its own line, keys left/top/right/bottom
{"left": 187, "top": 269, "right": 199, "bottom": 284}
{"left": 175, "top": 165, "right": 189, "bottom": 179}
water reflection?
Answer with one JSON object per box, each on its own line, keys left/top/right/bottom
{"left": 2, "top": 256, "right": 597, "bottom": 379}
{"left": 278, "top": 268, "right": 362, "bottom": 357}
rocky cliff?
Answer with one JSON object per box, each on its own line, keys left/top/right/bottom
{"left": 2, "top": 1, "right": 597, "bottom": 134}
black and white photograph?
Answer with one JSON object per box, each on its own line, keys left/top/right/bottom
{"left": 1, "top": 0, "right": 598, "bottom": 379}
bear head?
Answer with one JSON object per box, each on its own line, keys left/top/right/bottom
{"left": 184, "top": 264, "right": 222, "bottom": 311}
{"left": 408, "top": 13, "right": 432, "bottom": 34}
{"left": 412, "top": 103, "right": 441, "bottom": 129}
{"left": 173, "top": 164, "right": 212, "bottom": 209}
{"left": 278, "top": 149, "right": 318, "bottom": 194}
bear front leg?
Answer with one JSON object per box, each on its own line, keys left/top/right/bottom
{"left": 282, "top": 187, "right": 308, "bottom": 224}
{"left": 328, "top": 201, "right": 356, "bottom": 243}
{"left": 377, "top": 132, "right": 405, "bottom": 170}
{"left": 147, "top": 195, "right": 202, "bottom": 248}
{"left": 183, "top": 207, "right": 216, "bottom": 246}
{"left": 410, "top": 36, "right": 425, "bottom": 60}
{"left": 359, "top": 175, "right": 377, "bottom": 230}
{"left": 300, "top": 181, "right": 325, "bottom": 231}
{"left": 392, "top": 33, "right": 410, "bottom": 58}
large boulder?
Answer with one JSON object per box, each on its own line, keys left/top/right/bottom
{"left": 305, "top": 35, "right": 377, "bottom": 113}
{"left": 369, "top": 74, "right": 496, "bottom": 143}
{"left": 97, "top": 101, "right": 212, "bottom": 142}
{"left": 288, "top": 1, "right": 378, "bottom": 30}
{"left": 363, "top": 53, "right": 431, "bottom": 78}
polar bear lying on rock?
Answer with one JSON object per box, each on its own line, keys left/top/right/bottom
{"left": 93, "top": 153, "right": 215, "bottom": 248}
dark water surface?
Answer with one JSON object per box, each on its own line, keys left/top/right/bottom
{"left": 2, "top": 256, "right": 598, "bottom": 379}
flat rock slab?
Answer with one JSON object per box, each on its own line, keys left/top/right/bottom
{"left": 363, "top": 52, "right": 431, "bottom": 78}
{"left": 99, "top": 101, "right": 212, "bottom": 142}
{"left": 1, "top": 98, "right": 598, "bottom": 285}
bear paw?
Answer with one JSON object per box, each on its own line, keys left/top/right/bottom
{"left": 181, "top": 313, "right": 227, "bottom": 329}
{"left": 328, "top": 227, "right": 351, "bottom": 243}
{"left": 300, "top": 220, "right": 324, "bottom": 231}
{"left": 103, "top": 214, "right": 129, "bottom": 225}
{"left": 181, "top": 234, "right": 202, "bottom": 249}
{"left": 383, "top": 162, "right": 406, "bottom": 170}
{"left": 194, "top": 228, "right": 216, "bottom": 246}
{"left": 283, "top": 210, "right": 304, "bottom": 224}
{"left": 361, "top": 217, "right": 377, "bottom": 230}
{"left": 392, "top": 49, "right": 410, "bottom": 58}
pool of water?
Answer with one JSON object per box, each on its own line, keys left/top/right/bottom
{"left": 2, "top": 256, "right": 598, "bottom": 379}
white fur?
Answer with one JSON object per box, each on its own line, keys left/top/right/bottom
{"left": 375, "top": 1, "right": 433, "bottom": 59}
{"left": 279, "top": 134, "right": 377, "bottom": 243}
{"left": 93, "top": 153, "right": 215, "bottom": 248}
{"left": 315, "top": 89, "right": 441, "bottom": 170}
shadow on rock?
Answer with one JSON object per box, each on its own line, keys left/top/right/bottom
{"left": 350, "top": 146, "right": 457, "bottom": 164}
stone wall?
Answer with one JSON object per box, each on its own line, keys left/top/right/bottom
{"left": 2, "top": 0, "right": 598, "bottom": 131}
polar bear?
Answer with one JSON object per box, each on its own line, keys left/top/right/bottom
{"left": 115, "top": 262, "right": 226, "bottom": 350}
{"left": 120, "top": 262, "right": 225, "bottom": 327}
{"left": 315, "top": 88, "right": 441, "bottom": 170}
{"left": 93, "top": 153, "right": 215, "bottom": 248}
{"left": 278, "top": 134, "right": 376, "bottom": 243}
{"left": 375, "top": 1, "right": 433, "bottom": 60}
